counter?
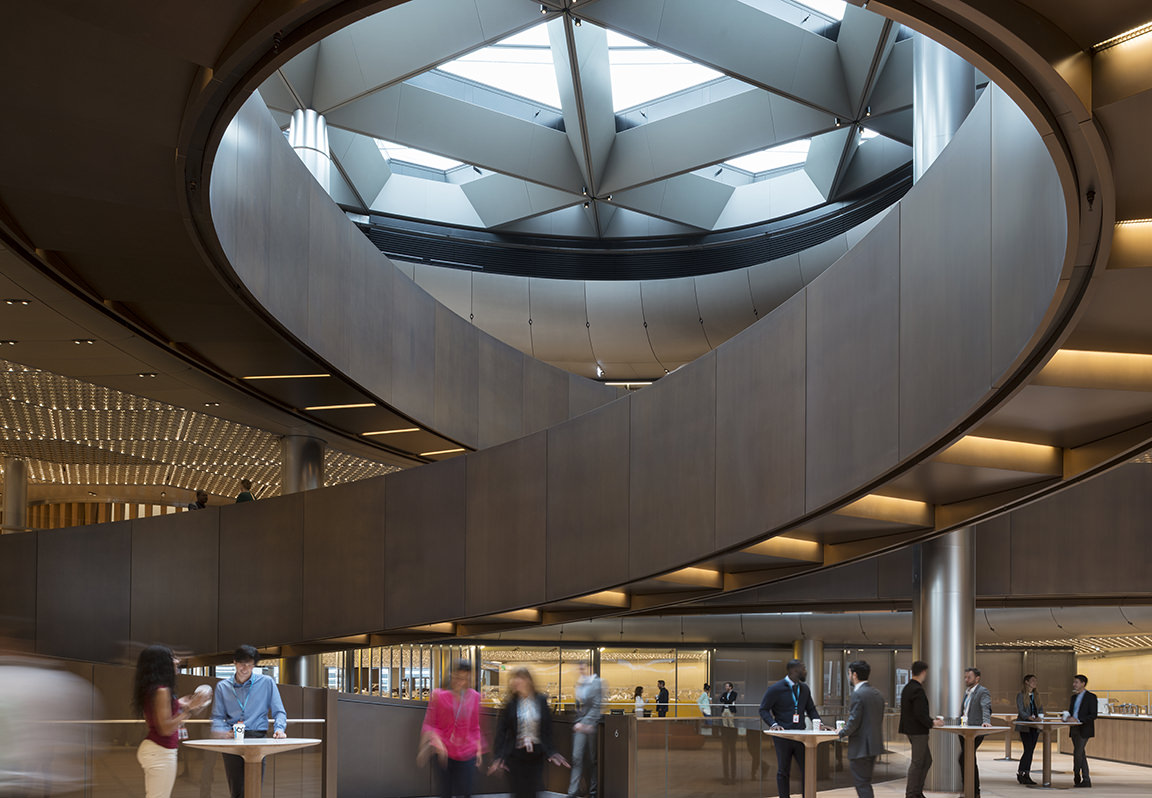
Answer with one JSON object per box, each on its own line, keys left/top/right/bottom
{"left": 1058, "top": 715, "right": 1152, "bottom": 767}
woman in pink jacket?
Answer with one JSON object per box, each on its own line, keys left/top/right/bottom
{"left": 421, "top": 659, "right": 485, "bottom": 798}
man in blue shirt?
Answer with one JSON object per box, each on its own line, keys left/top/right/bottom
{"left": 211, "top": 645, "right": 288, "bottom": 798}
{"left": 760, "top": 659, "right": 827, "bottom": 798}
{"left": 1067, "top": 674, "right": 1098, "bottom": 788}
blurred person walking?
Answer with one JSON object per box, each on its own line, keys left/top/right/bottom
{"left": 838, "top": 660, "right": 884, "bottom": 798}
{"left": 420, "top": 659, "right": 484, "bottom": 798}
{"left": 210, "top": 645, "right": 287, "bottom": 798}
{"left": 490, "top": 667, "right": 569, "bottom": 798}
{"left": 899, "top": 660, "right": 943, "bottom": 798}
{"left": 133, "top": 645, "right": 210, "bottom": 798}
{"left": 1015, "top": 674, "right": 1043, "bottom": 784}
{"left": 567, "top": 662, "right": 602, "bottom": 798}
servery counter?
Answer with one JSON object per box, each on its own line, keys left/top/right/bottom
{"left": 1058, "top": 715, "right": 1152, "bottom": 767}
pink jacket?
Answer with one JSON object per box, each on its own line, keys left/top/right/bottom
{"left": 422, "top": 688, "right": 484, "bottom": 761}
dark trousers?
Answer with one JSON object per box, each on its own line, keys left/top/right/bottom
{"left": 507, "top": 747, "right": 546, "bottom": 798}
{"left": 958, "top": 734, "right": 983, "bottom": 795}
{"left": 849, "top": 755, "right": 876, "bottom": 798}
{"left": 775, "top": 736, "right": 805, "bottom": 798}
{"left": 222, "top": 730, "right": 266, "bottom": 798}
{"left": 1018, "top": 728, "right": 1039, "bottom": 775}
{"left": 719, "top": 725, "right": 737, "bottom": 781}
{"left": 905, "top": 734, "right": 931, "bottom": 798}
{"left": 1070, "top": 728, "right": 1091, "bottom": 784}
{"left": 439, "top": 756, "right": 475, "bottom": 798}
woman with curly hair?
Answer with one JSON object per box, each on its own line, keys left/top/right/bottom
{"left": 133, "top": 645, "right": 209, "bottom": 798}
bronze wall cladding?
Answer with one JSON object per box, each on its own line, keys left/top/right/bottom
{"left": 478, "top": 335, "right": 525, "bottom": 449}
{"left": 0, "top": 529, "right": 36, "bottom": 649}
{"left": 434, "top": 304, "right": 479, "bottom": 445}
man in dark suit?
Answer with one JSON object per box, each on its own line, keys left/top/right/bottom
{"left": 899, "top": 660, "right": 943, "bottom": 798}
{"left": 760, "top": 659, "right": 826, "bottom": 798}
{"left": 959, "top": 667, "right": 992, "bottom": 797}
{"left": 1068, "top": 674, "right": 1098, "bottom": 788}
{"left": 656, "top": 680, "right": 670, "bottom": 718}
{"left": 839, "top": 660, "right": 885, "bottom": 798}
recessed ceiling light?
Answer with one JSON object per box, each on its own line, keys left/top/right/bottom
{"left": 0, "top": 341, "right": 16, "bottom": 346}
{"left": 362, "top": 427, "right": 420, "bottom": 436}
{"left": 3, "top": 299, "right": 30, "bottom": 306}
{"left": 204, "top": 402, "right": 220, "bottom": 407}
{"left": 419, "top": 448, "right": 466, "bottom": 457}
{"left": 304, "top": 403, "right": 374, "bottom": 411}
{"left": 242, "top": 373, "right": 330, "bottom": 380}
{"left": 138, "top": 372, "right": 158, "bottom": 378}
{"left": 72, "top": 339, "right": 95, "bottom": 345}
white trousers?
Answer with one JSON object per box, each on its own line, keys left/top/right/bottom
{"left": 137, "top": 738, "right": 178, "bottom": 798}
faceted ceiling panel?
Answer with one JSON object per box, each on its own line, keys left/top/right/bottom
{"left": 259, "top": 0, "right": 913, "bottom": 239}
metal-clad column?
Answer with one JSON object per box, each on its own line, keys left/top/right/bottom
{"left": 289, "top": 109, "right": 331, "bottom": 192}
{"left": 920, "top": 527, "right": 975, "bottom": 792}
{"left": 2, "top": 457, "right": 28, "bottom": 533}
{"left": 913, "top": 35, "right": 975, "bottom": 181}
{"left": 279, "top": 434, "right": 325, "bottom": 686}
{"left": 793, "top": 639, "right": 826, "bottom": 710}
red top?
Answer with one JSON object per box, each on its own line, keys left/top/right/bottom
{"left": 422, "top": 688, "right": 484, "bottom": 761}
{"left": 144, "top": 688, "right": 180, "bottom": 749}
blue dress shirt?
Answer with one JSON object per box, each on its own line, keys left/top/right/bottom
{"left": 1072, "top": 691, "right": 1085, "bottom": 720}
{"left": 210, "top": 673, "right": 287, "bottom": 734}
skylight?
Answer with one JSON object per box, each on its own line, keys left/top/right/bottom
{"left": 375, "top": 140, "right": 464, "bottom": 171}
{"left": 724, "top": 139, "right": 811, "bottom": 173}
{"left": 607, "top": 32, "right": 725, "bottom": 111}
{"left": 739, "top": 0, "right": 846, "bottom": 23}
{"left": 438, "top": 24, "right": 562, "bottom": 109}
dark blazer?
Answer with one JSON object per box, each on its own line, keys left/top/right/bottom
{"left": 656, "top": 686, "right": 670, "bottom": 714}
{"left": 1068, "top": 690, "right": 1098, "bottom": 739}
{"left": 1016, "top": 690, "right": 1043, "bottom": 729}
{"left": 719, "top": 689, "right": 738, "bottom": 714}
{"left": 493, "top": 693, "right": 555, "bottom": 760}
{"left": 759, "top": 678, "right": 820, "bottom": 730}
{"left": 840, "top": 682, "right": 885, "bottom": 759}
{"left": 899, "top": 679, "right": 933, "bottom": 736}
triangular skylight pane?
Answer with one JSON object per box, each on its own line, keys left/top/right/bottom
{"left": 438, "top": 23, "right": 561, "bottom": 109}
{"left": 725, "top": 139, "right": 811, "bottom": 173}
{"left": 738, "top": 0, "right": 845, "bottom": 23}
{"left": 608, "top": 32, "right": 725, "bottom": 111}
{"left": 375, "top": 140, "right": 464, "bottom": 171}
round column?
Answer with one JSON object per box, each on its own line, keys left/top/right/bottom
{"left": 280, "top": 654, "right": 324, "bottom": 688}
{"left": 920, "top": 527, "right": 975, "bottom": 792}
{"left": 793, "top": 638, "right": 825, "bottom": 709}
{"left": 288, "top": 109, "right": 331, "bottom": 192}
{"left": 913, "top": 35, "right": 975, "bottom": 182}
{"left": 280, "top": 435, "right": 325, "bottom": 494}
{"left": 2, "top": 457, "right": 29, "bottom": 533}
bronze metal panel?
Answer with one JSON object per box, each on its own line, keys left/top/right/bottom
{"left": 569, "top": 372, "right": 617, "bottom": 418}
{"left": 716, "top": 292, "right": 806, "bottom": 548}
{"left": 546, "top": 400, "right": 631, "bottom": 600}
{"left": 805, "top": 209, "right": 901, "bottom": 511}
{"left": 876, "top": 547, "right": 916, "bottom": 599}
{"left": 899, "top": 95, "right": 992, "bottom": 455}
{"left": 0, "top": 531, "right": 36, "bottom": 650}
{"left": 131, "top": 510, "right": 220, "bottom": 655}
{"left": 384, "top": 457, "right": 466, "bottom": 628}
{"left": 305, "top": 188, "right": 354, "bottom": 373}
{"left": 465, "top": 433, "right": 547, "bottom": 615}
{"left": 336, "top": 696, "right": 437, "bottom": 796}
{"left": 390, "top": 274, "right": 437, "bottom": 422}
{"left": 750, "top": 558, "right": 879, "bottom": 604}
{"left": 265, "top": 111, "right": 312, "bottom": 336}
{"left": 349, "top": 247, "right": 394, "bottom": 405}
{"left": 1008, "top": 465, "right": 1152, "bottom": 597}
{"left": 37, "top": 521, "right": 131, "bottom": 662}
{"left": 228, "top": 99, "right": 273, "bottom": 305}
{"left": 434, "top": 304, "right": 479, "bottom": 447}
{"left": 523, "top": 356, "right": 569, "bottom": 435}
{"left": 974, "top": 515, "right": 1011, "bottom": 597}
{"left": 989, "top": 88, "right": 1068, "bottom": 383}
{"left": 628, "top": 354, "right": 717, "bottom": 578}
{"left": 302, "top": 476, "right": 387, "bottom": 639}
{"left": 478, "top": 335, "right": 524, "bottom": 449}
{"left": 218, "top": 496, "right": 304, "bottom": 650}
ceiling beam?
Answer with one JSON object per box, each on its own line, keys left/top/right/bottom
{"left": 835, "top": 5, "right": 899, "bottom": 120}
{"left": 833, "top": 493, "right": 933, "bottom": 527}
{"left": 1032, "top": 349, "right": 1152, "bottom": 391}
{"left": 742, "top": 535, "right": 824, "bottom": 563}
{"left": 935, "top": 435, "right": 1063, "bottom": 475}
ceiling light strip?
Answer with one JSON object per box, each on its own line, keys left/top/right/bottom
{"left": 242, "top": 373, "right": 331, "bottom": 380}
{"left": 1092, "top": 21, "right": 1152, "bottom": 52}
{"left": 362, "top": 428, "right": 420, "bottom": 436}
{"left": 419, "top": 448, "right": 466, "bottom": 457}
{"left": 304, "top": 403, "right": 374, "bottom": 411}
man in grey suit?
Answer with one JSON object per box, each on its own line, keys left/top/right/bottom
{"left": 838, "top": 660, "right": 885, "bottom": 798}
{"left": 959, "top": 667, "right": 993, "bottom": 797}
{"left": 568, "top": 661, "right": 603, "bottom": 798}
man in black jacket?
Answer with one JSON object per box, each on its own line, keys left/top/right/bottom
{"left": 656, "top": 680, "right": 670, "bottom": 718}
{"left": 760, "top": 659, "right": 825, "bottom": 798}
{"left": 1068, "top": 674, "right": 1098, "bottom": 788}
{"left": 899, "top": 661, "right": 943, "bottom": 798}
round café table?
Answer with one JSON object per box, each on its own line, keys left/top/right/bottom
{"left": 1016, "top": 719, "right": 1080, "bottom": 787}
{"left": 763, "top": 728, "right": 841, "bottom": 798}
{"left": 183, "top": 737, "right": 322, "bottom": 798}
{"left": 934, "top": 725, "right": 1009, "bottom": 798}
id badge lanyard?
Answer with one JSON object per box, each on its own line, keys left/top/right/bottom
{"left": 792, "top": 684, "right": 801, "bottom": 725}
{"left": 233, "top": 679, "right": 251, "bottom": 724}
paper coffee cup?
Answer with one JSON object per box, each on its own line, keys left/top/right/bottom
{"left": 835, "top": 720, "right": 845, "bottom": 731}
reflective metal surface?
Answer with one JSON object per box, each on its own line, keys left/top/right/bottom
{"left": 2, "top": 456, "right": 28, "bottom": 532}
{"left": 912, "top": 36, "right": 975, "bottom": 181}
{"left": 289, "top": 108, "right": 331, "bottom": 192}
{"left": 920, "top": 527, "right": 974, "bottom": 791}
{"left": 281, "top": 434, "right": 326, "bottom": 493}
{"left": 795, "top": 638, "right": 826, "bottom": 705}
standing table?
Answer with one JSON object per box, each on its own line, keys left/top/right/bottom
{"left": 762, "top": 728, "right": 840, "bottom": 798}
{"left": 992, "top": 713, "right": 1017, "bottom": 760}
{"left": 183, "top": 737, "right": 322, "bottom": 798}
{"left": 935, "top": 725, "right": 1009, "bottom": 798}
{"left": 1016, "top": 719, "right": 1080, "bottom": 787}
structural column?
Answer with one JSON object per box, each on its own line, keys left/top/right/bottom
{"left": 2, "top": 457, "right": 28, "bottom": 533}
{"left": 913, "top": 34, "right": 975, "bottom": 182}
{"left": 918, "top": 527, "right": 975, "bottom": 792}
{"left": 289, "top": 109, "right": 331, "bottom": 192}
{"left": 279, "top": 434, "right": 326, "bottom": 687}
{"left": 793, "top": 638, "right": 825, "bottom": 709}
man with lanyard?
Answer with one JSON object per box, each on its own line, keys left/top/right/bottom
{"left": 760, "top": 659, "right": 827, "bottom": 798}
{"left": 958, "top": 667, "right": 992, "bottom": 798}
{"left": 210, "top": 645, "right": 287, "bottom": 798}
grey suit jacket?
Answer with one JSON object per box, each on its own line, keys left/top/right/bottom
{"left": 963, "top": 684, "right": 992, "bottom": 726}
{"left": 1015, "top": 690, "right": 1043, "bottom": 729}
{"left": 840, "top": 682, "right": 885, "bottom": 760}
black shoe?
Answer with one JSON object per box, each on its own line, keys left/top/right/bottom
{"left": 1022, "top": 774, "right": 1036, "bottom": 785}
{"left": 1076, "top": 781, "right": 1092, "bottom": 788}
{"left": 1017, "top": 773, "right": 1025, "bottom": 784}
